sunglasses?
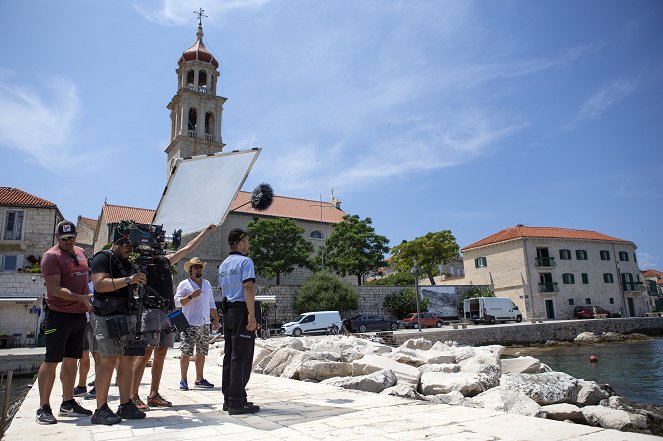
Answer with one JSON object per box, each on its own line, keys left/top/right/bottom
{"left": 60, "top": 236, "right": 76, "bottom": 241}
{"left": 192, "top": 265, "right": 204, "bottom": 269}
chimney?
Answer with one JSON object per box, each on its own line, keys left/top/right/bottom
{"left": 330, "top": 195, "right": 341, "bottom": 209}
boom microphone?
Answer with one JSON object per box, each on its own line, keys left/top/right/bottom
{"left": 251, "top": 183, "right": 274, "bottom": 211}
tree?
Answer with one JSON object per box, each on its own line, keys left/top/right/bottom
{"left": 383, "top": 287, "right": 431, "bottom": 320}
{"left": 323, "top": 215, "right": 390, "bottom": 285}
{"left": 366, "top": 271, "right": 415, "bottom": 286}
{"left": 457, "top": 286, "right": 494, "bottom": 317}
{"left": 294, "top": 271, "right": 358, "bottom": 314}
{"left": 390, "top": 230, "right": 460, "bottom": 285}
{"left": 248, "top": 217, "right": 314, "bottom": 285}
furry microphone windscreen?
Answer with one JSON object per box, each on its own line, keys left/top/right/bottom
{"left": 251, "top": 183, "right": 274, "bottom": 211}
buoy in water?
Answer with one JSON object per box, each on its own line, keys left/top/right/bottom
{"left": 589, "top": 355, "right": 598, "bottom": 363}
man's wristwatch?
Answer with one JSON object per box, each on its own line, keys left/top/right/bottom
{"left": 124, "top": 277, "right": 131, "bottom": 285}
{"left": 187, "top": 294, "right": 193, "bottom": 300}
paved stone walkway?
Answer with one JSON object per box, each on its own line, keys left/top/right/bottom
{"left": 3, "top": 347, "right": 659, "bottom": 440}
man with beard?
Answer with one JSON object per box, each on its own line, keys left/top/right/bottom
{"left": 175, "top": 257, "right": 219, "bottom": 390}
{"left": 129, "top": 225, "right": 216, "bottom": 410}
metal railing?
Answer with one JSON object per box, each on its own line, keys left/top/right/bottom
{"left": 622, "top": 282, "right": 645, "bottom": 292}
{"left": 538, "top": 282, "right": 559, "bottom": 293}
{"left": 535, "top": 257, "right": 556, "bottom": 267}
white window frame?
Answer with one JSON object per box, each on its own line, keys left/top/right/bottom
{"left": 0, "top": 254, "right": 24, "bottom": 272}
{"left": 3, "top": 209, "right": 25, "bottom": 241}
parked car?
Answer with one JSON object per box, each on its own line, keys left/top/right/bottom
{"left": 343, "top": 315, "right": 398, "bottom": 333}
{"left": 573, "top": 305, "right": 621, "bottom": 319}
{"left": 399, "top": 312, "right": 444, "bottom": 329}
{"left": 281, "top": 311, "right": 343, "bottom": 336}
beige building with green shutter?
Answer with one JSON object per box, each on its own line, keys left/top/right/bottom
{"left": 456, "top": 225, "right": 648, "bottom": 320}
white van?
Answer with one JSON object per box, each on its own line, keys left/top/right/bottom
{"left": 280, "top": 311, "right": 343, "bottom": 337}
{"left": 464, "top": 297, "right": 522, "bottom": 325}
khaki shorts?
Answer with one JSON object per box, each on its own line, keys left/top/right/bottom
{"left": 141, "top": 309, "right": 176, "bottom": 348}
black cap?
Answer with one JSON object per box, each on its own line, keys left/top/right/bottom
{"left": 228, "top": 228, "right": 249, "bottom": 245}
{"left": 55, "top": 220, "right": 76, "bottom": 239}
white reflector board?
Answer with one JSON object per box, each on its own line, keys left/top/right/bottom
{"left": 154, "top": 148, "right": 261, "bottom": 235}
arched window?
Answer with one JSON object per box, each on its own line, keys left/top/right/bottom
{"left": 187, "top": 108, "right": 197, "bottom": 133}
{"left": 310, "top": 230, "right": 323, "bottom": 240}
{"left": 199, "top": 70, "right": 207, "bottom": 89}
{"left": 204, "top": 112, "right": 214, "bottom": 135}
{"left": 186, "top": 70, "right": 195, "bottom": 86}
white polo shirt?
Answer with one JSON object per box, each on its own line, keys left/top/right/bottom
{"left": 174, "top": 278, "right": 216, "bottom": 326}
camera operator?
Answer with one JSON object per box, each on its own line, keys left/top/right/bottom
{"left": 129, "top": 224, "right": 216, "bottom": 410}
{"left": 89, "top": 237, "right": 147, "bottom": 425}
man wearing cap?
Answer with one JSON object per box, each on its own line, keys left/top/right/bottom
{"left": 129, "top": 224, "right": 216, "bottom": 410}
{"left": 89, "top": 234, "right": 147, "bottom": 425}
{"left": 35, "top": 220, "right": 93, "bottom": 424}
{"left": 175, "top": 257, "right": 219, "bottom": 391}
{"left": 218, "top": 228, "right": 260, "bottom": 415}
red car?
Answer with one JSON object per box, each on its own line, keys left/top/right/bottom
{"left": 573, "top": 306, "right": 620, "bottom": 319}
{"left": 399, "top": 312, "right": 444, "bottom": 329}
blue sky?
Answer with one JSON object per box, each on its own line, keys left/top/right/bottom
{"left": 1, "top": 0, "right": 662, "bottom": 268}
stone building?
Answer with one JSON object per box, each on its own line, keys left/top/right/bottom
{"left": 0, "top": 187, "right": 64, "bottom": 344}
{"left": 74, "top": 215, "right": 97, "bottom": 257}
{"left": 456, "top": 225, "right": 648, "bottom": 320}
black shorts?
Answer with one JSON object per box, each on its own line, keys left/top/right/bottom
{"left": 44, "top": 309, "right": 87, "bottom": 363}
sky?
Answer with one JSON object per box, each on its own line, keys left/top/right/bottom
{"left": 1, "top": 0, "right": 662, "bottom": 268}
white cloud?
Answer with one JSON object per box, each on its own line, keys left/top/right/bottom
{"left": 0, "top": 74, "right": 116, "bottom": 173}
{"left": 134, "top": 0, "right": 272, "bottom": 26}
{"left": 637, "top": 252, "right": 660, "bottom": 270}
{"left": 566, "top": 77, "right": 637, "bottom": 129}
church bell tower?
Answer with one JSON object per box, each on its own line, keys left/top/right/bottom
{"left": 165, "top": 10, "right": 227, "bottom": 175}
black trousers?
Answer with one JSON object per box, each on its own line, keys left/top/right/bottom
{"left": 221, "top": 302, "right": 255, "bottom": 407}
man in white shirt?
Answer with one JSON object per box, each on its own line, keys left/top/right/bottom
{"left": 174, "top": 257, "right": 219, "bottom": 390}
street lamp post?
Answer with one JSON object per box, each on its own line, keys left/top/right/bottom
{"left": 412, "top": 258, "right": 422, "bottom": 332}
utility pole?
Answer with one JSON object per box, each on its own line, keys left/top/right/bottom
{"left": 412, "top": 258, "right": 422, "bottom": 332}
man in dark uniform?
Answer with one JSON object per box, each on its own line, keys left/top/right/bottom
{"left": 36, "top": 221, "right": 93, "bottom": 424}
{"left": 218, "top": 228, "right": 260, "bottom": 415}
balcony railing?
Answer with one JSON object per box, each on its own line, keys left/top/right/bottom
{"left": 535, "top": 257, "right": 556, "bottom": 267}
{"left": 538, "top": 282, "right": 559, "bottom": 293}
{"left": 622, "top": 282, "right": 646, "bottom": 292}
{"left": 184, "top": 131, "right": 218, "bottom": 142}
{"left": 184, "top": 85, "right": 215, "bottom": 95}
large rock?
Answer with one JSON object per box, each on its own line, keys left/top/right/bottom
{"left": 575, "top": 380, "right": 610, "bottom": 406}
{"left": 476, "top": 364, "right": 501, "bottom": 391}
{"left": 423, "top": 390, "right": 467, "bottom": 406}
{"left": 500, "top": 372, "right": 578, "bottom": 405}
{"left": 280, "top": 351, "right": 341, "bottom": 379}
{"left": 602, "top": 396, "right": 663, "bottom": 436}
{"left": 257, "top": 347, "right": 303, "bottom": 376}
{"left": 471, "top": 386, "right": 542, "bottom": 417}
{"left": 458, "top": 348, "right": 501, "bottom": 374}
{"left": 574, "top": 332, "right": 600, "bottom": 344}
{"left": 252, "top": 346, "right": 273, "bottom": 367}
{"left": 418, "top": 349, "right": 455, "bottom": 365}
{"left": 419, "top": 371, "right": 485, "bottom": 397}
{"left": 384, "top": 351, "right": 425, "bottom": 367}
{"left": 298, "top": 360, "right": 353, "bottom": 381}
{"left": 322, "top": 368, "right": 397, "bottom": 393}
{"left": 352, "top": 354, "right": 421, "bottom": 386}
{"left": 380, "top": 383, "right": 426, "bottom": 400}
{"left": 541, "top": 403, "right": 586, "bottom": 424}
{"left": 582, "top": 405, "right": 649, "bottom": 432}
{"left": 399, "top": 337, "right": 433, "bottom": 351}
{"left": 419, "top": 363, "right": 459, "bottom": 374}
{"left": 308, "top": 336, "right": 355, "bottom": 354}
{"left": 500, "top": 356, "right": 541, "bottom": 374}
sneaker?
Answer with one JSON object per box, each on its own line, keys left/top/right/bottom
{"left": 91, "top": 403, "right": 122, "bottom": 425}
{"left": 147, "top": 393, "right": 172, "bottom": 407}
{"left": 73, "top": 386, "right": 87, "bottom": 397}
{"left": 117, "top": 401, "right": 146, "bottom": 420}
{"left": 223, "top": 401, "right": 253, "bottom": 411}
{"left": 59, "top": 399, "right": 93, "bottom": 416}
{"left": 179, "top": 380, "right": 189, "bottom": 391}
{"left": 228, "top": 404, "right": 260, "bottom": 415}
{"left": 84, "top": 387, "right": 96, "bottom": 400}
{"left": 36, "top": 405, "right": 57, "bottom": 424}
{"left": 87, "top": 380, "right": 95, "bottom": 387}
{"left": 194, "top": 379, "right": 214, "bottom": 388}
{"left": 130, "top": 396, "right": 150, "bottom": 411}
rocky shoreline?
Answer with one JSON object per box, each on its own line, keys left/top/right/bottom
{"left": 212, "top": 332, "right": 663, "bottom": 436}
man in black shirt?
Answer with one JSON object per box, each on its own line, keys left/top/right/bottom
{"left": 129, "top": 224, "right": 216, "bottom": 410}
{"left": 89, "top": 237, "right": 147, "bottom": 425}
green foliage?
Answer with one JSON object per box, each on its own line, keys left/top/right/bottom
{"left": 248, "top": 217, "right": 314, "bottom": 285}
{"left": 323, "top": 215, "right": 390, "bottom": 285}
{"left": 294, "top": 270, "right": 358, "bottom": 314}
{"left": 383, "top": 287, "right": 430, "bottom": 320}
{"left": 457, "top": 286, "right": 495, "bottom": 316}
{"left": 366, "top": 271, "right": 415, "bottom": 286}
{"left": 390, "top": 230, "right": 460, "bottom": 285}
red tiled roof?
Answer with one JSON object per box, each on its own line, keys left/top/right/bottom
{"left": 0, "top": 187, "right": 57, "bottom": 208}
{"left": 642, "top": 269, "right": 663, "bottom": 278}
{"left": 78, "top": 216, "right": 98, "bottom": 230}
{"left": 462, "top": 225, "right": 632, "bottom": 250}
{"left": 102, "top": 204, "right": 156, "bottom": 225}
{"left": 230, "top": 192, "right": 346, "bottom": 224}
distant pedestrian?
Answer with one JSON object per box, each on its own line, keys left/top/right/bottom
{"left": 175, "top": 257, "right": 219, "bottom": 391}
{"left": 36, "top": 221, "right": 92, "bottom": 424}
{"left": 218, "top": 229, "right": 260, "bottom": 415}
